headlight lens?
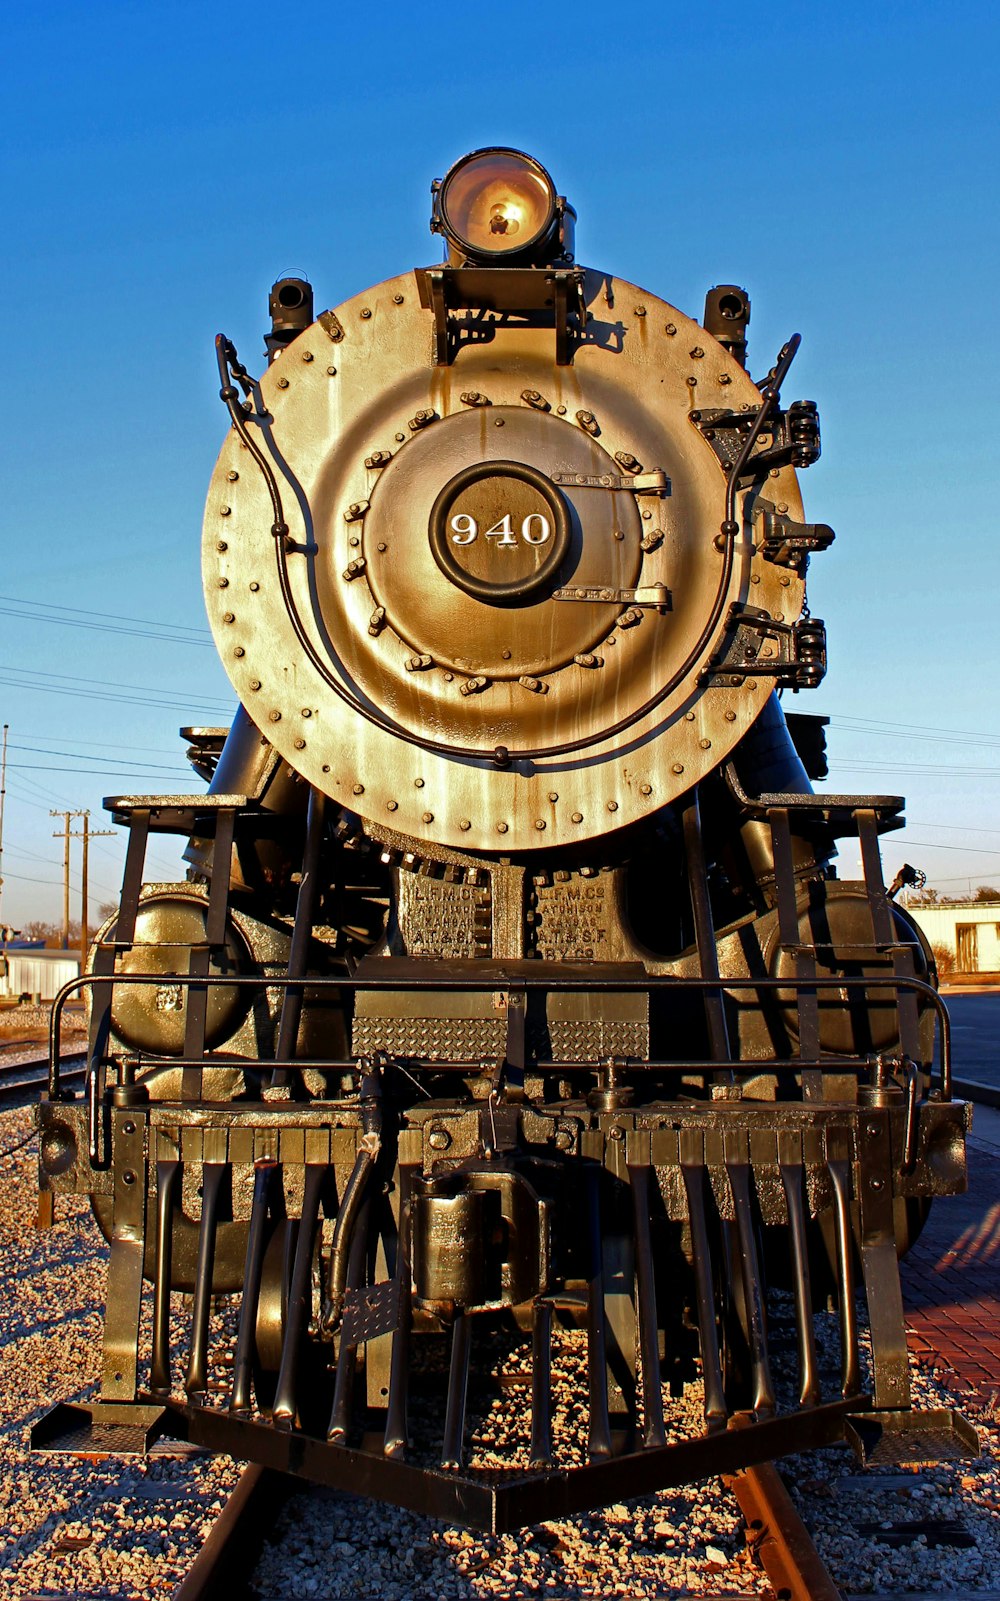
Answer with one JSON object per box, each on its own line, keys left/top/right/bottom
{"left": 438, "top": 149, "right": 556, "bottom": 261}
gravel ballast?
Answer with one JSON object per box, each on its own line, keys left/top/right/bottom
{"left": 0, "top": 1102, "right": 242, "bottom": 1600}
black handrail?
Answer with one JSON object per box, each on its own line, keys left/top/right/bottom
{"left": 48, "top": 969, "right": 953, "bottom": 1100}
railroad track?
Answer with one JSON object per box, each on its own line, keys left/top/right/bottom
{"left": 164, "top": 1457, "right": 846, "bottom": 1601}
{"left": 0, "top": 1052, "right": 85, "bottom": 1106}
{"left": 172, "top": 1464, "right": 290, "bottom": 1601}
{"left": 727, "top": 1461, "right": 843, "bottom": 1599}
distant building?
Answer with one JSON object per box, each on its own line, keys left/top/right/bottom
{"left": 0, "top": 947, "right": 81, "bottom": 1003}
{"left": 910, "top": 900, "right": 1000, "bottom": 976}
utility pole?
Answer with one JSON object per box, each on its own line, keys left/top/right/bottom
{"left": 50, "top": 810, "right": 85, "bottom": 948}
{"left": 68, "top": 812, "right": 114, "bottom": 963}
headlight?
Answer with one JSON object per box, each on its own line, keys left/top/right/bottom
{"left": 434, "top": 148, "right": 561, "bottom": 264}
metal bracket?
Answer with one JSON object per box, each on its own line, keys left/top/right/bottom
{"left": 701, "top": 604, "right": 827, "bottom": 690}
{"left": 341, "top": 1278, "right": 405, "bottom": 1348}
{"left": 691, "top": 402, "right": 821, "bottom": 479}
{"left": 552, "top": 470, "right": 670, "bottom": 495}
{"left": 417, "top": 266, "right": 587, "bottom": 367}
{"left": 553, "top": 582, "right": 671, "bottom": 608}
{"left": 318, "top": 309, "right": 345, "bottom": 343}
{"left": 755, "top": 499, "right": 835, "bottom": 570}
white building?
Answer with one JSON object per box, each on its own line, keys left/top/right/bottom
{"left": 909, "top": 901, "right": 1000, "bottom": 976}
{"left": 0, "top": 948, "right": 81, "bottom": 1003}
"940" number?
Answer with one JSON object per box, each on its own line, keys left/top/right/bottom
{"left": 451, "top": 513, "right": 552, "bottom": 547}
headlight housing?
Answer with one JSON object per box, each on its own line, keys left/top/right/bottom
{"left": 432, "top": 148, "right": 572, "bottom": 266}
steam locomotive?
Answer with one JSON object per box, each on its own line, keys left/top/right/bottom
{"left": 35, "top": 148, "right": 975, "bottom": 1526}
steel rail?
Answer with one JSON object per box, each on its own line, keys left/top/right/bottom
{"left": 0, "top": 1054, "right": 84, "bottom": 1106}
{"left": 728, "top": 1461, "right": 845, "bottom": 1601}
{"left": 172, "top": 1462, "right": 290, "bottom": 1601}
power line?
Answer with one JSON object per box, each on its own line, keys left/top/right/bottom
{"left": 0, "top": 670, "right": 230, "bottom": 715}
{"left": 827, "top": 761, "right": 1000, "bottom": 778}
{"left": 14, "top": 731, "right": 189, "bottom": 758}
{"left": 0, "top": 595, "right": 212, "bottom": 646}
{"left": 7, "top": 742, "right": 192, "bottom": 774}
{"left": 908, "top": 820, "right": 1000, "bottom": 837}
{"left": 0, "top": 593, "right": 210, "bottom": 634}
{"left": 898, "top": 839, "right": 1000, "bottom": 857}
{"left": 827, "top": 712, "right": 1000, "bottom": 745}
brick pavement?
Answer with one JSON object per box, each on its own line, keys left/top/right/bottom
{"left": 901, "top": 1116, "right": 1000, "bottom": 1400}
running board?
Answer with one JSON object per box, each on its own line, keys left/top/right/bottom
{"left": 31, "top": 1400, "right": 173, "bottom": 1457}
{"left": 845, "top": 1407, "right": 980, "bottom": 1466}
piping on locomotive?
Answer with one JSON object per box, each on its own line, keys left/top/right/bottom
{"left": 34, "top": 148, "right": 977, "bottom": 1524}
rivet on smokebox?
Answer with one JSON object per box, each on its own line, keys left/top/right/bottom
{"left": 269, "top": 710, "right": 281, "bottom": 723}
{"left": 392, "top": 293, "right": 404, "bottom": 305}
{"left": 672, "top": 762, "right": 684, "bottom": 774}
{"left": 294, "top": 738, "right": 306, "bottom": 750}
{"left": 497, "top": 822, "right": 509, "bottom": 834}
{"left": 640, "top": 783, "right": 652, "bottom": 796}
{"left": 226, "top": 470, "right": 239, "bottom": 482}
{"left": 223, "top": 612, "right": 235, "bottom": 623}
{"left": 360, "top": 308, "right": 372, "bottom": 319}
{"left": 459, "top": 819, "right": 471, "bottom": 831}
{"left": 422, "top": 812, "right": 434, "bottom": 823}
{"left": 302, "top": 351, "right": 314, "bottom": 362}
{"left": 276, "top": 376, "right": 289, "bottom": 388}
{"left": 387, "top": 800, "right": 398, "bottom": 811}
{"left": 220, "top": 505, "right": 231, "bottom": 516}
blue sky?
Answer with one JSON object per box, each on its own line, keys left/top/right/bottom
{"left": 1, "top": 0, "right": 998, "bottom": 927}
